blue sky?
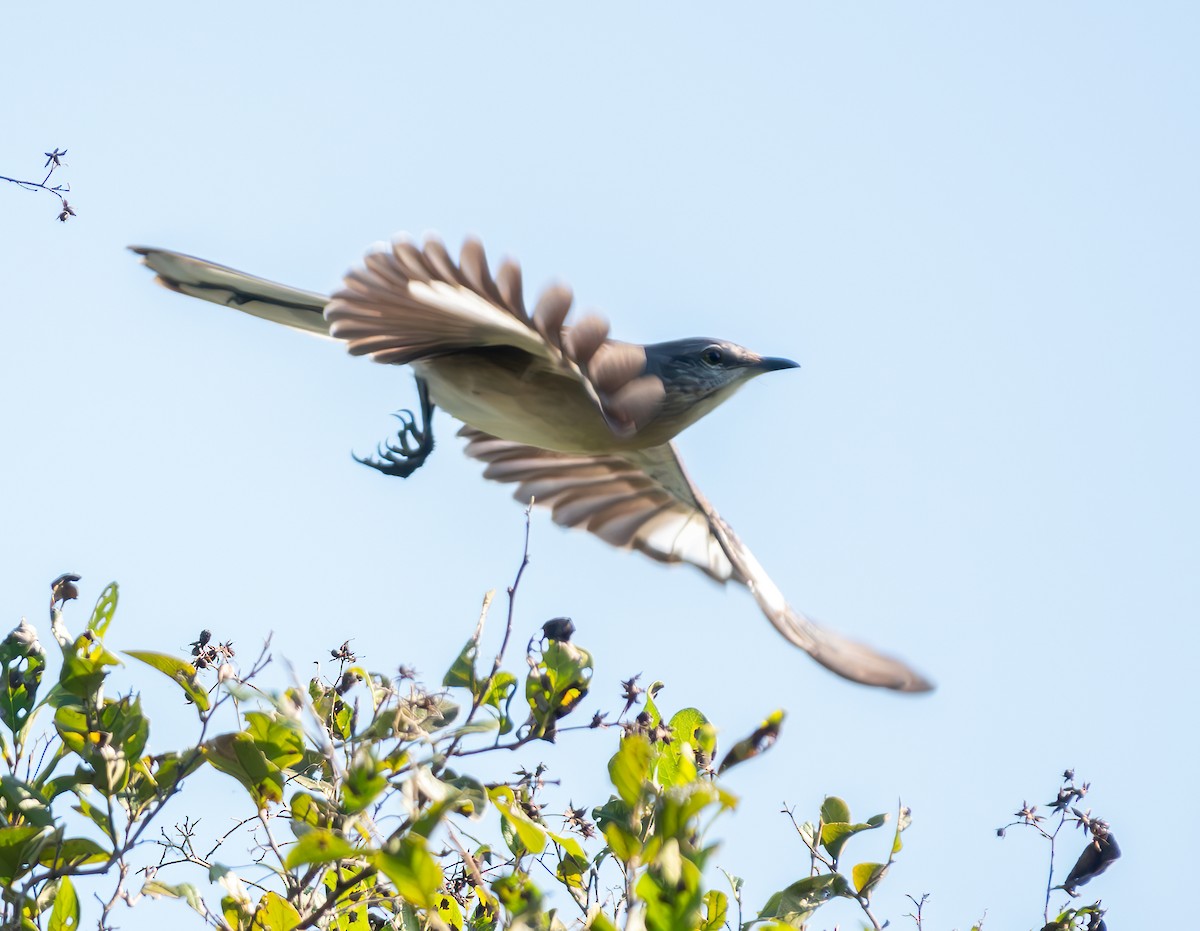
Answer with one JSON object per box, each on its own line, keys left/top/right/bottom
{"left": 2, "top": 2, "right": 1197, "bottom": 927}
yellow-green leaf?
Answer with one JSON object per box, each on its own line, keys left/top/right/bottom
{"left": 700, "top": 889, "right": 727, "bottom": 931}
{"left": 851, "top": 861, "right": 888, "bottom": 896}
{"left": 37, "top": 837, "right": 109, "bottom": 870}
{"left": 284, "top": 829, "right": 356, "bottom": 869}
{"left": 488, "top": 786, "right": 547, "bottom": 855}
{"left": 88, "top": 584, "right": 118, "bottom": 638}
{"left": 124, "top": 651, "right": 210, "bottom": 712}
{"left": 608, "top": 734, "right": 654, "bottom": 806}
{"left": 432, "top": 893, "right": 463, "bottom": 930}
{"left": 48, "top": 876, "right": 79, "bottom": 931}
{"left": 375, "top": 835, "right": 443, "bottom": 909}
{"left": 251, "top": 890, "right": 301, "bottom": 931}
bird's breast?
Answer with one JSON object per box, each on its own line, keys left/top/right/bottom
{"left": 415, "top": 352, "right": 630, "bottom": 453}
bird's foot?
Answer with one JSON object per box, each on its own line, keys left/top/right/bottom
{"left": 354, "top": 379, "right": 435, "bottom": 479}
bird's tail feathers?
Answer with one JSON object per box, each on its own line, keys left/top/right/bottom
{"left": 129, "top": 246, "right": 332, "bottom": 337}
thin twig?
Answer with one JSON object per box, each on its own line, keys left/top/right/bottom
{"left": 494, "top": 499, "right": 535, "bottom": 681}
{"left": 293, "top": 866, "right": 377, "bottom": 931}
{"left": 0, "top": 148, "right": 76, "bottom": 221}
{"left": 437, "top": 502, "right": 535, "bottom": 769}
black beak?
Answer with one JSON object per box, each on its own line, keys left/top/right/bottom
{"left": 754, "top": 356, "right": 800, "bottom": 372}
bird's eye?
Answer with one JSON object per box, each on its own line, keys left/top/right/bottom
{"left": 702, "top": 346, "right": 723, "bottom": 365}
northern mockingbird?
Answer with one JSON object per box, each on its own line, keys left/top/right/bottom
{"left": 132, "top": 236, "right": 932, "bottom": 693}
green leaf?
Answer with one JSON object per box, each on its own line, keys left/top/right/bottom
{"left": 820, "top": 817, "right": 887, "bottom": 865}
{"left": 48, "top": 695, "right": 148, "bottom": 794}
{"left": 655, "top": 781, "right": 733, "bottom": 842}
{"left": 87, "top": 584, "right": 119, "bottom": 638}
{"left": 71, "top": 793, "right": 111, "bottom": 836}
{"left": 444, "top": 774, "right": 489, "bottom": 820}
{"left": 554, "top": 849, "right": 586, "bottom": 889}
{"left": 757, "top": 874, "right": 851, "bottom": 926}
{"left": 443, "top": 639, "right": 480, "bottom": 691}
{"left": 204, "top": 732, "right": 285, "bottom": 808}
{"left": 0, "top": 776, "right": 54, "bottom": 827}
{"left": 141, "top": 879, "right": 207, "bottom": 914}
{"left": 251, "top": 890, "right": 301, "bottom": 931}
{"left": 288, "top": 792, "right": 331, "bottom": 835}
{"left": 0, "top": 825, "right": 45, "bottom": 884}
{"left": 851, "top": 861, "right": 888, "bottom": 896}
{"left": 488, "top": 785, "right": 547, "bottom": 855}
{"left": 124, "top": 750, "right": 206, "bottom": 821}
{"left": 819, "top": 796, "right": 851, "bottom": 826}
{"left": 375, "top": 835, "right": 443, "bottom": 909}
{"left": 818, "top": 798, "right": 887, "bottom": 865}
{"left": 547, "top": 829, "right": 587, "bottom": 862}
{"left": 480, "top": 671, "right": 518, "bottom": 733}
{"left": 525, "top": 641, "right": 593, "bottom": 738}
{"left": 700, "top": 889, "right": 727, "bottom": 931}
{"left": 57, "top": 633, "right": 122, "bottom": 701}
{"left": 341, "top": 749, "right": 388, "bottom": 814}
{"left": 432, "top": 893, "right": 464, "bottom": 930}
{"left": 0, "top": 620, "right": 47, "bottom": 738}
{"left": 243, "top": 712, "right": 306, "bottom": 770}
{"left": 608, "top": 734, "right": 655, "bottom": 806}
{"left": 586, "top": 908, "right": 619, "bottom": 931}
{"left": 37, "top": 836, "right": 109, "bottom": 870}
{"left": 548, "top": 829, "right": 589, "bottom": 891}
{"left": 601, "top": 821, "right": 641, "bottom": 864}
{"left": 642, "top": 681, "right": 665, "bottom": 727}
{"left": 48, "top": 876, "right": 80, "bottom": 931}
{"left": 491, "top": 871, "right": 542, "bottom": 917}
{"left": 637, "top": 846, "right": 703, "bottom": 931}
{"left": 658, "top": 708, "right": 713, "bottom": 788}
{"left": 324, "top": 867, "right": 373, "bottom": 931}
{"left": 284, "top": 829, "right": 356, "bottom": 869}
{"left": 124, "top": 651, "right": 210, "bottom": 713}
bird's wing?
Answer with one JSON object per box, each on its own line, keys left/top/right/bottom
{"left": 324, "top": 237, "right": 666, "bottom": 436}
{"left": 459, "top": 426, "right": 933, "bottom": 692}
{"left": 460, "top": 426, "right": 734, "bottom": 581}
{"left": 129, "top": 247, "right": 332, "bottom": 337}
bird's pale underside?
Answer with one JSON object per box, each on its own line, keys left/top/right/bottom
{"left": 131, "top": 236, "right": 933, "bottom": 693}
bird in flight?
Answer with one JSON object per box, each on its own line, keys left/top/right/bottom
{"left": 132, "top": 236, "right": 932, "bottom": 692}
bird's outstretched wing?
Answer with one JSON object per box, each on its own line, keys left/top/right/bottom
{"left": 325, "top": 237, "right": 665, "bottom": 436}
{"left": 460, "top": 426, "right": 734, "bottom": 581}
{"left": 460, "top": 426, "right": 933, "bottom": 693}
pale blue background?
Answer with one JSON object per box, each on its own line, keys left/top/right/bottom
{"left": 2, "top": 3, "right": 1196, "bottom": 927}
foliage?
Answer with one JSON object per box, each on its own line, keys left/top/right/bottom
{"left": 0, "top": 567, "right": 1118, "bottom": 931}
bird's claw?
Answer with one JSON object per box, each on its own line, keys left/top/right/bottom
{"left": 354, "top": 379, "right": 436, "bottom": 479}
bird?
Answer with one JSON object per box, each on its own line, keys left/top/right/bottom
{"left": 131, "top": 235, "right": 932, "bottom": 693}
{"left": 1062, "top": 826, "right": 1120, "bottom": 895}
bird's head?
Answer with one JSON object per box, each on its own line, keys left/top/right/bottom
{"left": 643, "top": 337, "right": 799, "bottom": 431}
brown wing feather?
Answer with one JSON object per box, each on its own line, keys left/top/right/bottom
{"left": 458, "top": 426, "right": 734, "bottom": 580}
{"left": 324, "top": 236, "right": 666, "bottom": 435}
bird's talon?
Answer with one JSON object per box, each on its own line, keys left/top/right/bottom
{"left": 355, "top": 378, "right": 436, "bottom": 479}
